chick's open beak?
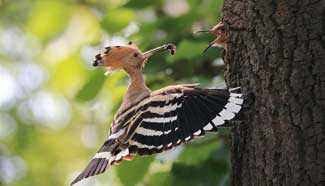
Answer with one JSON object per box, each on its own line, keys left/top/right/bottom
{"left": 194, "top": 29, "right": 216, "bottom": 53}
{"left": 143, "top": 44, "right": 176, "bottom": 59}
{"left": 195, "top": 22, "right": 226, "bottom": 52}
{"left": 203, "top": 40, "right": 216, "bottom": 53}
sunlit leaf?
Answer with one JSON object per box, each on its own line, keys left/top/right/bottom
{"left": 145, "top": 172, "right": 172, "bottom": 186}
{"left": 101, "top": 8, "right": 134, "bottom": 33}
{"left": 27, "top": 1, "right": 70, "bottom": 42}
{"left": 117, "top": 156, "right": 154, "bottom": 186}
{"left": 76, "top": 68, "right": 107, "bottom": 102}
{"left": 47, "top": 54, "right": 86, "bottom": 96}
{"left": 103, "top": 71, "right": 128, "bottom": 108}
{"left": 41, "top": 6, "right": 101, "bottom": 63}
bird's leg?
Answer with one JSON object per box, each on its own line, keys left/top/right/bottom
{"left": 122, "top": 154, "right": 133, "bottom": 161}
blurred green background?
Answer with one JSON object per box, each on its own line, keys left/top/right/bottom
{"left": 0, "top": 0, "right": 230, "bottom": 186}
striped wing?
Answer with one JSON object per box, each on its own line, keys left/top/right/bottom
{"left": 71, "top": 86, "right": 243, "bottom": 185}
{"left": 128, "top": 87, "right": 243, "bottom": 155}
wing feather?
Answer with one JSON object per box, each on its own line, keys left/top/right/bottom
{"left": 71, "top": 86, "right": 244, "bottom": 185}
{"left": 129, "top": 87, "right": 243, "bottom": 150}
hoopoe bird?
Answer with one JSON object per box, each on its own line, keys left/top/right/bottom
{"left": 71, "top": 42, "right": 244, "bottom": 185}
{"left": 195, "top": 22, "right": 226, "bottom": 52}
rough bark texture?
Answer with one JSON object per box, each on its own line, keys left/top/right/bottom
{"left": 222, "top": 0, "right": 325, "bottom": 186}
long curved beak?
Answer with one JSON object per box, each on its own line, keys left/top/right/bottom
{"left": 143, "top": 44, "right": 176, "bottom": 59}
{"left": 193, "top": 30, "right": 213, "bottom": 34}
{"left": 194, "top": 29, "right": 217, "bottom": 53}
{"left": 203, "top": 40, "right": 216, "bottom": 53}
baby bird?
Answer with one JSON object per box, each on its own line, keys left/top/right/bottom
{"left": 71, "top": 42, "right": 243, "bottom": 185}
{"left": 195, "top": 22, "right": 226, "bottom": 52}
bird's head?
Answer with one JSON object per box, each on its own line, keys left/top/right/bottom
{"left": 93, "top": 42, "right": 176, "bottom": 75}
{"left": 195, "top": 22, "right": 226, "bottom": 52}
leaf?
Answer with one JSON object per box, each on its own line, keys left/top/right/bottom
{"left": 101, "top": 8, "right": 134, "bottom": 33}
{"left": 171, "top": 143, "right": 230, "bottom": 186}
{"left": 171, "top": 160, "right": 228, "bottom": 186}
{"left": 176, "top": 135, "right": 220, "bottom": 165}
{"left": 124, "top": 0, "right": 162, "bottom": 8}
{"left": 145, "top": 172, "right": 172, "bottom": 186}
{"left": 76, "top": 68, "right": 107, "bottom": 102}
{"left": 117, "top": 156, "right": 154, "bottom": 186}
{"left": 27, "top": 1, "right": 70, "bottom": 42}
{"left": 48, "top": 54, "right": 85, "bottom": 95}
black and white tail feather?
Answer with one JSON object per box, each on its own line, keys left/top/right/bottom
{"left": 71, "top": 85, "right": 244, "bottom": 185}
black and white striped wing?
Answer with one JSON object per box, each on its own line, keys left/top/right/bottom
{"left": 71, "top": 87, "right": 243, "bottom": 185}
{"left": 128, "top": 87, "right": 243, "bottom": 155}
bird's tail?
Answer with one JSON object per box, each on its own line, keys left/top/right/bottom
{"left": 229, "top": 86, "right": 241, "bottom": 93}
{"left": 70, "top": 140, "right": 119, "bottom": 185}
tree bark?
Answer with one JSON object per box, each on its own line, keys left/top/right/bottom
{"left": 222, "top": 0, "right": 325, "bottom": 186}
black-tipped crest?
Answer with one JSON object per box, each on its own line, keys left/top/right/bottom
{"left": 95, "top": 54, "right": 102, "bottom": 59}
{"left": 93, "top": 54, "right": 102, "bottom": 66}
{"left": 104, "top": 47, "right": 111, "bottom": 54}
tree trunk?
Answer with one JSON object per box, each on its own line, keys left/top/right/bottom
{"left": 222, "top": 0, "right": 325, "bottom": 186}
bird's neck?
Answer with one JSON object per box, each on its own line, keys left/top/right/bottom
{"left": 121, "top": 68, "right": 151, "bottom": 109}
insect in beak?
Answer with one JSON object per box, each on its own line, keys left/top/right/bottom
{"left": 142, "top": 44, "right": 176, "bottom": 59}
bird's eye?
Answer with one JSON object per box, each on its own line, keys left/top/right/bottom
{"left": 133, "top": 53, "right": 139, "bottom": 57}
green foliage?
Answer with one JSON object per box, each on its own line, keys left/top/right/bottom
{"left": 27, "top": 1, "right": 71, "bottom": 42}
{"left": 146, "top": 172, "right": 172, "bottom": 186}
{"left": 124, "top": 0, "right": 162, "bottom": 9}
{"left": 177, "top": 136, "right": 221, "bottom": 165}
{"left": 0, "top": 0, "right": 228, "bottom": 186}
{"left": 171, "top": 158, "right": 228, "bottom": 186}
{"left": 117, "top": 156, "right": 154, "bottom": 186}
{"left": 101, "top": 8, "right": 134, "bottom": 33}
{"left": 171, "top": 144, "right": 230, "bottom": 186}
{"left": 76, "top": 69, "right": 107, "bottom": 102}
{"left": 170, "top": 40, "right": 208, "bottom": 61}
